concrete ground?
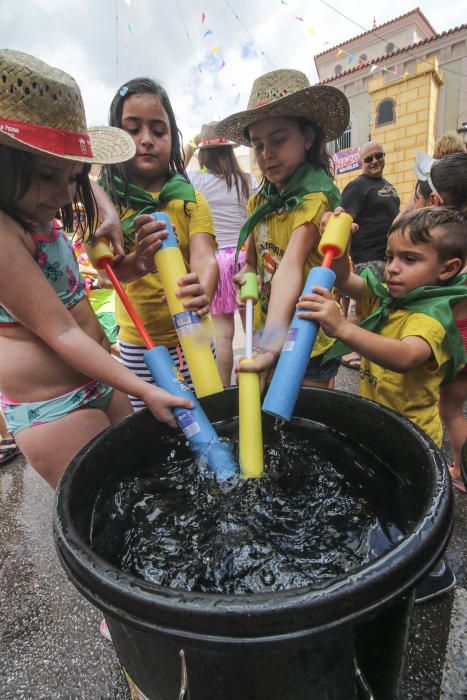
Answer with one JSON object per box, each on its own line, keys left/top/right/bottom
{"left": 0, "top": 317, "right": 465, "bottom": 699}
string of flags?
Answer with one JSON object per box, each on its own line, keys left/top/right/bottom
{"left": 199, "top": 11, "right": 226, "bottom": 71}
{"left": 336, "top": 47, "right": 409, "bottom": 80}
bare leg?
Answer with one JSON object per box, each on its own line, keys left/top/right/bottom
{"left": 238, "top": 307, "right": 246, "bottom": 335}
{"left": 439, "top": 375, "right": 467, "bottom": 480}
{"left": 212, "top": 313, "right": 236, "bottom": 386}
{"left": 0, "top": 410, "right": 19, "bottom": 457}
{"left": 0, "top": 410, "right": 9, "bottom": 439}
{"left": 15, "top": 390, "right": 132, "bottom": 489}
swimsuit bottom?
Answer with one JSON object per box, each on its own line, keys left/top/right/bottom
{"left": 1, "top": 379, "right": 113, "bottom": 435}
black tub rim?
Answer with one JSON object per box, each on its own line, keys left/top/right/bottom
{"left": 54, "top": 387, "right": 453, "bottom": 641}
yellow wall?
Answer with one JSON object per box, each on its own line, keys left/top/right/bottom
{"left": 336, "top": 59, "right": 443, "bottom": 205}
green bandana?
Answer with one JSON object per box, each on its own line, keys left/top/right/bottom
{"left": 104, "top": 172, "right": 197, "bottom": 236}
{"left": 325, "top": 268, "right": 467, "bottom": 384}
{"left": 235, "top": 162, "right": 341, "bottom": 260}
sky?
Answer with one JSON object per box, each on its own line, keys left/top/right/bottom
{"left": 1, "top": 0, "right": 465, "bottom": 145}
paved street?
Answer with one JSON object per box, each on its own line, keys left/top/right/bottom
{"left": 0, "top": 317, "right": 465, "bottom": 698}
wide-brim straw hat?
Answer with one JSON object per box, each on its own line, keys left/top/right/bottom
{"left": 197, "top": 121, "right": 238, "bottom": 149}
{"left": 215, "top": 69, "right": 350, "bottom": 146}
{"left": 0, "top": 49, "right": 135, "bottom": 164}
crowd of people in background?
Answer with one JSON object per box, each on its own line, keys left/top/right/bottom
{"left": 0, "top": 50, "right": 466, "bottom": 606}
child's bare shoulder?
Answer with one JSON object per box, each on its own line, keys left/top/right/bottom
{"left": 0, "top": 212, "right": 33, "bottom": 254}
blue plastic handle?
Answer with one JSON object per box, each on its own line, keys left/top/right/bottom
{"left": 144, "top": 346, "right": 237, "bottom": 480}
{"left": 262, "top": 266, "right": 336, "bottom": 421}
{"left": 150, "top": 212, "right": 179, "bottom": 249}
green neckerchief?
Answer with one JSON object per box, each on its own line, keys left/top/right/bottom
{"left": 105, "top": 172, "right": 197, "bottom": 236}
{"left": 325, "top": 268, "right": 467, "bottom": 384}
{"left": 236, "top": 162, "right": 341, "bottom": 260}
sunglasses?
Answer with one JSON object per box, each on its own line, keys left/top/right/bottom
{"left": 363, "top": 151, "right": 385, "bottom": 164}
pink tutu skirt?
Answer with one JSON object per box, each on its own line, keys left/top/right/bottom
{"left": 210, "top": 246, "right": 246, "bottom": 315}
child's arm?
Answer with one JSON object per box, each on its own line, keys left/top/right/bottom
{"left": 110, "top": 214, "right": 168, "bottom": 281}
{"left": 90, "top": 181, "right": 125, "bottom": 258}
{"left": 0, "top": 224, "right": 192, "bottom": 425}
{"left": 239, "top": 221, "right": 318, "bottom": 382}
{"left": 183, "top": 134, "right": 201, "bottom": 168}
{"left": 234, "top": 234, "right": 258, "bottom": 304}
{"left": 331, "top": 249, "right": 366, "bottom": 302}
{"left": 179, "top": 233, "right": 219, "bottom": 317}
{"left": 298, "top": 287, "right": 433, "bottom": 372}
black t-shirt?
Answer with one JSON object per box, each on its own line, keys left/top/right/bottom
{"left": 341, "top": 174, "right": 400, "bottom": 264}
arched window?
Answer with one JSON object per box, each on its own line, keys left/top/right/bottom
{"left": 336, "top": 122, "right": 352, "bottom": 150}
{"left": 376, "top": 98, "right": 395, "bottom": 127}
{"left": 385, "top": 42, "right": 395, "bottom": 55}
{"left": 334, "top": 64, "right": 343, "bottom": 76}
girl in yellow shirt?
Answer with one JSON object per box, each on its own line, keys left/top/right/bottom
{"left": 98, "top": 78, "right": 218, "bottom": 407}
{"left": 215, "top": 69, "right": 349, "bottom": 389}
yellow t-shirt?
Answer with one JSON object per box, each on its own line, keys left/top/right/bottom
{"left": 117, "top": 192, "right": 215, "bottom": 345}
{"left": 357, "top": 284, "right": 451, "bottom": 447}
{"left": 247, "top": 191, "right": 334, "bottom": 358}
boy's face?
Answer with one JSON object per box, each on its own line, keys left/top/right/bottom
{"left": 384, "top": 230, "right": 453, "bottom": 298}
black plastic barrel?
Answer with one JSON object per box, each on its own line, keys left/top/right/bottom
{"left": 54, "top": 387, "right": 453, "bottom": 700}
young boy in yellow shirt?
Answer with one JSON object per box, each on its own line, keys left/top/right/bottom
{"left": 298, "top": 206, "right": 467, "bottom": 602}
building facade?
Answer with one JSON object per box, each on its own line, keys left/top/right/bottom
{"left": 315, "top": 9, "right": 467, "bottom": 202}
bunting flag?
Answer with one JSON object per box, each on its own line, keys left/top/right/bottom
{"left": 203, "top": 29, "right": 213, "bottom": 37}
{"left": 308, "top": 28, "right": 317, "bottom": 35}
{"left": 122, "top": 0, "right": 131, "bottom": 6}
{"left": 334, "top": 45, "right": 411, "bottom": 82}
{"left": 201, "top": 11, "right": 206, "bottom": 23}
{"left": 295, "top": 16, "right": 304, "bottom": 21}
{"left": 127, "top": 23, "right": 132, "bottom": 34}
{"left": 212, "top": 46, "right": 220, "bottom": 53}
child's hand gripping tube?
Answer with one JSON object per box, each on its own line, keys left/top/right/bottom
{"left": 151, "top": 212, "right": 223, "bottom": 399}
{"left": 145, "top": 346, "right": 237, "bottom": 481}
{"left": 84, "top": 238, "right": 154, "bottom": 348}
{"left": 239, "top": 273, "right": 263, "bottom": 479}
{"left": 262, "top": 213, "right": 353, "bottom": 421}
{"left": 84, "top": 239, "right": 237, "bottom": 481}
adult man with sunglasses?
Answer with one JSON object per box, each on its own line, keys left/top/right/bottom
{"left": 339, "top": 141, "right": 400, "bottom": 370}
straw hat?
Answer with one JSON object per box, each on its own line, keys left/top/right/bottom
{"left": 0, "top": 49, "right": 135, "bottom": 164}
{"left": 197, "top": 121, "right": 238, "bottom": 149}
{"left": 215, "top": 69, "right": 350, "bottom": 146}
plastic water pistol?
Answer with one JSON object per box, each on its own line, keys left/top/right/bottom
{"left": 84, "top": 237, "right": 237, "bottom": 481}
{"left": 238, "top": 273, "right": 264, "bottom": 478}
{"left": 262, "top": 213, "right": 353, "bottom": 421}
{"left": 150, "top": 212, "right": 223, "bottom": 399}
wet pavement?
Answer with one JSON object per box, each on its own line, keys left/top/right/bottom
{"left": 0, "top": 353, "right": 466, "bottom": 699}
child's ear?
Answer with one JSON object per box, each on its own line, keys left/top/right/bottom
{"left": 304, "top": 125, "right": 316, "bottom": 151}
{"left": 429, "top": 192, "right": 444, "bottom": 206}
{"left": 439, "top": 257, "right": 463, "bottom": 281}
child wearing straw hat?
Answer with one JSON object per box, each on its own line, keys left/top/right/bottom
{"left": 184, "top": 122, "right": 258, "bottom": 385}
{"left": 215, "top": 69, "right": 349, "bottom": 388}
{"left": 0, "top": 50, "right": 192, "bottom": 488}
